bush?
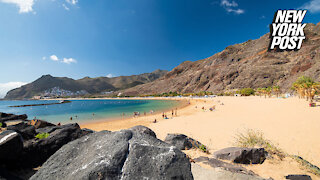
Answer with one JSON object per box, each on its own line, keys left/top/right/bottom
{"left": 0, "top": 122, "right": 2, "bottom": 128}
{"left": 234, "top": 129, "right": 285, "bottom": 159}
{"left": 240, "top": 88, "right": 255, "bottom": 96}
{"left": 35, "top": 133, "right": 50, "bottom": 139}
{"left": 199, "top": 145, "right": 208, "bottom": 153}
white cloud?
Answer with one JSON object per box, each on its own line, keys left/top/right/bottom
{"left": 300, "top": 0, "right": 320, "bottom": 13}
{"left": 66, "top": 0, "right": 78, "bottom": 5}
{"left": 0, "top": 0, "right": 34, "bottom": 13}
{"left": 62, "top": 4, "right": 70, "bottom": 11}
{"left": 221, "top": 0, "right": 238, "bottom": 7}
{"left": 226, "top": 8, "right": 244, "bottom": 14}
{"left": 106, "top": 74, "right": 114, "bottom": 78}
{"left": 220, "top": 0, "right": 244, "bottom": 15}
{"left": 1, "top": 0, "right": 79, "bottom": 13}
{"left": 50, "top": 55, "right": 59, "bottom": 61}
{"left": 62, "top": 58, "right": 77, "bottom": 64}
{"left": 0, "top": 82, "right": 27, "bottom": 98}
{"left": 46, "top": 55, "right": 77, "bottom": 64}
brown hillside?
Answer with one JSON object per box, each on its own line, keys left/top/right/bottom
{"left": 122, "top": 23, "right": 320, "bottom": 95}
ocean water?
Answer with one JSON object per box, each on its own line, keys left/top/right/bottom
{"left": 0, "top": 99, "right": 181, "bottom": 124}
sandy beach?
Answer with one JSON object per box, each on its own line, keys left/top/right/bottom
{"left": 81, "top": 96, "right": 320, "bottom": 179}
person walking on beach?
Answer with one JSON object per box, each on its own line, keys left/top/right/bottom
{"left": 70, "top": 117, "right": 73, "bottom": 121}
{"left": 162, "top": 112, "right": 165, "bottom": 119}
{"left": 171, "top": 110, "right": 174, "bottom": 117}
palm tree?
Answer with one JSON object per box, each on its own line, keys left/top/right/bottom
{"left": 266, "top": 87, "right": 272, "bottom": 98}
{"left": 272, "top": 86, "right": 281, "bottom": 97}
{"left": 256, "top": 88, "right": 263, "bottom": 97}
{"left": 292, "top": 76, "right": 320, "bottom": 102}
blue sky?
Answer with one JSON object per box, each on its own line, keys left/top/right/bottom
{"left": 0, "top": 0, "right": 320, "bottom": 97}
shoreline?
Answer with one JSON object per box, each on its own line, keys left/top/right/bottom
{"left": 80, "top": 97, "right": 193, "bottom": 130}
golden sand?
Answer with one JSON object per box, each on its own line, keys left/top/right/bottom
{"left": 81, "top": 96, "right": 320, "bottom": 179}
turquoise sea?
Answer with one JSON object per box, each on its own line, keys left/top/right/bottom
{"left": 0, "top": 99, "right": 181, "bottom": 124}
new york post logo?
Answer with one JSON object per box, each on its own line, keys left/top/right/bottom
{"left": 269, "top": 10, "right": 307, "bottom": 51}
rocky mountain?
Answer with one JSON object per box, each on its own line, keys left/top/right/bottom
{"left": 4, "top": 69, "right": 167, "bottom": 99}
{"left": 122, "top": 23, "right": 320, "bottom": 96}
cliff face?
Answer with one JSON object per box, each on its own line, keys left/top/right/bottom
{"left": 4, "top": 70, "right": 168, "bottom": 99}
{"left": 122, "top": 23, "right": 320, "bottom": 95}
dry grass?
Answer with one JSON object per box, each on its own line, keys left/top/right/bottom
{"left": 290, "top": 155, "right": 320, "bottom": 176}
{"left": 234, "top": 129, "right": 286, "bottom": 160}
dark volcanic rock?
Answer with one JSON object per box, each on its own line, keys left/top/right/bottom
{"left": 129, "top": 125, "right": 157, "bottom": 138}
{"left": 0, "top": 122, "right": 7, "bottom": 128}
{"left": 164, "top": 133, "right": 205, "bottom": 150}
{"left": 194, "top": 156, "right": 256, "bottom": 176}
{"left": 35, "top": 126, "right": 59, "bottom": 134}
{"left": 285, "top": 175, "right": 312, "bottom": 180}
{"left": 7, "top": 123, "right": 36, "bottom": 140}
{"left": 30, "top": 127, "right": 193, "bottom": 180}
{"left": 21, "top": 123, "right": 92, "bottom": 168}
{"left": 0, "top": 113, "right": 27, "bottom": 123}
{"left": 213, "top": 147, "right": 267, "bottom": 164}
{"left": 0, "top": 167, "right": 23, "bottom": 180}
{"left": 0, "top": 130, "right": 23, "bottom": 163}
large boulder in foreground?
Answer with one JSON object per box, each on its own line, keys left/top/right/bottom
{"left": 7, "top": 123, "right": 36, "bottom": 140}
{"left": 164, "top": 133, "right": 206, "bottom": 151}
{"left": 213, "top": 147, "right": 267, "bottom": 164}
{"left": 0, "top": 130, "right": 23, "bottom": 163}
{"left": 31, "top": 126, "right": 193, "bottom": 180}
{"left": 21, "top": 123, "right": 92, "bottom": 168}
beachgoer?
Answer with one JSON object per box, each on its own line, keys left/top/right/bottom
{"left": 75, "top": 115, "right": 78, "bottom": 119}
{"left": 57, "top": 122, "right": 61, "bottom": 126}
{"left": 70, "top": 117, "right": 73, "bottom": 121}
{"left": 172, "top": 110, "right": 174, "bottom": 117}
{"left": 153, "top": 119, "right": 157, "bottom": 123}
{"left": 162, "top": 112, "right": 165, "bottom": 119}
